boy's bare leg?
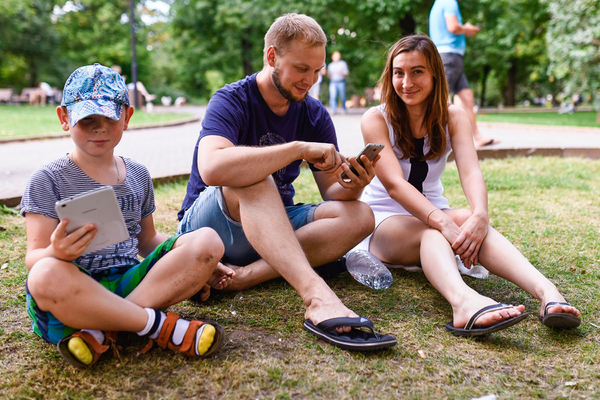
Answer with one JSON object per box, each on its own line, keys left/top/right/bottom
{"left": 223, "top": 200, "right": 374, "bottom": 290}
{"left": 222, "top": 178, "right": 358, "bottom": 326}
{"left": 27, "top": 228, "right": 224, "bottom": 332}
{"left": 28, "top": 260, "right": 149, "bottom": 332}
{"left": 126, "top": 228, "right": 224, "bottom": 308}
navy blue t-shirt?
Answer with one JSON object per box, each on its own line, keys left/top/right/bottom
{"left": 178, "top": 73, "right": 337, "bottom": 220}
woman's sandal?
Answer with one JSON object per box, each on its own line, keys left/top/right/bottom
{"left": 57, "top": 331, "right": 119, "bottom": 369}
{"left": 141, "top": 311, "right": 224, "bottom": 358}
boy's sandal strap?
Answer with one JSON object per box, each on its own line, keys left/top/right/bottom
{"left": 167, "top": 320, "right": 203, "bottom": 357}
{"left": 155, "top": 311, "right": 180, "bottom": 349}
{"left": 140, "top": 311, "right": 224, "bottom": 358}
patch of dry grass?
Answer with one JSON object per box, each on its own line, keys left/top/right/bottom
{"left": 1, "top": 157, "right": 599, "bottom": 399}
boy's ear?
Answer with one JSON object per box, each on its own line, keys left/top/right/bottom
{"left": 123, "top": 106, "right": 134, "bottom": 130}
{"left": 56, "top": 106, "right": 70, "bottom": 132}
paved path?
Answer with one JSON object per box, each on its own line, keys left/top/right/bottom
{"left": 2, "top": 105, "right": 600, "bottom": 206}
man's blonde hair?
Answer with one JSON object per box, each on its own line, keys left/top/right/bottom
{"left": 263, "top": 13, "right": 327, "bottom": 64}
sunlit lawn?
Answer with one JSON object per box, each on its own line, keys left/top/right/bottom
{"left": 1, "top": 157, "right": 599, "bottom": 399}
{"left": 477, "top": 110, "right": 599, "bottom": 128}
{"left": 0, "top": 104, "right": 194, "bottom": 139}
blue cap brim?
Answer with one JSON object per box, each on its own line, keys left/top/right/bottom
{"left": 66, "top": 98, "right": 124, "bottom": 127}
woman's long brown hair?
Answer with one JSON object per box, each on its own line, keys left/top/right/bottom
{"left": 378, "top": 35, "right": 449, "bottom": 160}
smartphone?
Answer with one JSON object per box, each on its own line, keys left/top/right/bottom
{"left": 55, "top": 186, "right": 129, "bottom": 255}
{"left": 340, "top": 143, "right": 385, "bottom": 181}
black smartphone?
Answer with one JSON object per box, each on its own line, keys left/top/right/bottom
{"left": 340, "top": 143, "right": 385, "bottom": 181}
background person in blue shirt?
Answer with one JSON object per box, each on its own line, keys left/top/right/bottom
{"left": 429, "top": 0, "right": 499, "bottom": 148}
{"left": 327, "top": 51, "right": 349, "bottom": 114}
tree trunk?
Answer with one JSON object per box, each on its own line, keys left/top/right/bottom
{"left": 480, "top": 65, "right": 490, "bottom": 107}
{"left": 398, "top": 13, "right": 416, "bottom": 36}
{"left": 504, "top": 60, "right": 517, "bottom": 107}
{"left": 28, "top": 58, "right": 39, "bottom": 88}
{"left": 241, "top": 30, "right": 253, "bottom": 77}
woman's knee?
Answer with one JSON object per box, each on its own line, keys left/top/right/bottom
{"left": 450, "top": 208, "right": 473, "bottom": 225}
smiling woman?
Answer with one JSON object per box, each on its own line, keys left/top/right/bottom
{"left": 355, "top": 34, "right": 581, "bottom": 337}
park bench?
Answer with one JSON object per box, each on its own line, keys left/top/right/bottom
{"left": 364, "top": 87, "right": 381, "bottom": 107}
{"left": 0, "top": 88, "right": 13, "bottom": 103}
{"left": 12, "top": 87, "right": 43, "bottom": 104}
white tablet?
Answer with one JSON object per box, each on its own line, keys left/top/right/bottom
{"left": 55, "top": 186, "right": 129, "bottom": 255}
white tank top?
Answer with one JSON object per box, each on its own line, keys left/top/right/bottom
{"left": 356, "top": 105, "right": 452, "bottom": 251}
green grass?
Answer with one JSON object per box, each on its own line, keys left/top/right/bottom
{"left": 477, "top": 110, "right": 600, "bottom": 128}
{"left": 0, "top": 105, "right": 194, "bottom": 139}
{"left": 1, "top": 157, "right": 600, "bottom": 399}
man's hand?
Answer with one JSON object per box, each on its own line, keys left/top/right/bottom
{"left": 463, "top": 22, "right": 481, "bottom": 37}
{"left": 50, "top": 219, "right": 97, "bottom": 261}
{"left": 337, "top": 153, "right": 380, "bottom": 189}
{"left": 302, "top": 143, "right": 343, "bottom": 173}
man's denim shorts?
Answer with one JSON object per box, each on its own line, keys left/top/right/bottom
{"left": 177, "top": 186, "right": 320, "bottom": 266}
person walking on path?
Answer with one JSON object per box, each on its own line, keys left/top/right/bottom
{"left": 177, "top": 13, "right": 396, "bottom": 351}
{"left": 327, "top": 51, "right": 349, "bottom": 114}
{"left": 429, "top": 0, "right": 499, "bottom": 148}
{"left": 309, "top": 67, "right": 326, "bottom": 101}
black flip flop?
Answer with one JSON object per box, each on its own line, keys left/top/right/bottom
{"left": 445, "top": 303, "right": 529, "bottom": 337}
{"left": 303, "top": 316, "right": 397, "bottom": 351}
{"left": 539, "top": 301, "right": 581, "bottom": 328}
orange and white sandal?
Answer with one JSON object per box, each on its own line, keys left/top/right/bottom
{"left": 141, "top": 312, "right": 224, "bottom": 358}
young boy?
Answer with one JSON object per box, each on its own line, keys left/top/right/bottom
{"left": 20, "top": 63, "right": 234, "bottom": 369}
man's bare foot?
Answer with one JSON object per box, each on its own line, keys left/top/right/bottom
{"left": 219, "top": 263, "right": 254, "bottom": 292}
{"left": 453, "top": 301, "right": 525, "bottom": 329}
{"left": 196, "top": 284, "right": 211, "bottom": 302}
{"left": 304, "top": 296, "right": 359, "bottom": 333}
{"left": 207, "top": 263, "right": 236, "bottom": 290}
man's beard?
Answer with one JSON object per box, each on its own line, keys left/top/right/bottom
{"left": 272, "top": 66, "right": 307, "bottom": 103}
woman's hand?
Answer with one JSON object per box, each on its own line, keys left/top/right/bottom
{"left": 451, "top": 213, "right": 489, "bottom": 267}
{"left": 438, "top": 216, "right": 462, "bottom": 248}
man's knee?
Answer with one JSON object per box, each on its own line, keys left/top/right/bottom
{"left": 352, "top": 201, "right": 376, "bottom": 236}
{"left": 223, "top": 176, "right": 280, "bottom": 218}
{"left": 320, "top": 200, "right": 375, "bottom": 237}
{"left": 226, "top": 176, "right": 277, "bottom": 198}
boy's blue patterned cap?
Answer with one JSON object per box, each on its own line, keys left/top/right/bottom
{"left": 61, "top": 63, "right": 130, "bottom": 127}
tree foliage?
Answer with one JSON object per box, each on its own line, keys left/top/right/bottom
{"left": 0, "top": 0, "right": 59, "bottom": 87}
{"left": 543, "top": 0, "right": 600, "bottom": 116}
{"left": 0, "top": 0, "right": 598, "bottom": 109}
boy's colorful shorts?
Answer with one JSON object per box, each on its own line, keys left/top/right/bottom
{"left": 26, "top": 235, "right": 179, "bottom": 344}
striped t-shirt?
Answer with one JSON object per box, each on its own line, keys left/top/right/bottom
{"left": 20, "top": 155, "right": 156, "bottom": 273}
